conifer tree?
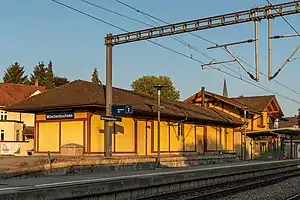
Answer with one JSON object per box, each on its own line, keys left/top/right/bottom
{"left": 3, "top": 62, "right": 29, "bottom": 84}
{"left": 44, "top": 61, "right": 55, "bottom": 89}
{"left": 30, "top": 62, "right": 47, "bottom": 86}
{"left": 91, "top": 68, "right": 102, "bottom": 85}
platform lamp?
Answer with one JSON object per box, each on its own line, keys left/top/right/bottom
{"left": 154, "top": 85, "right": 164, "bottom": 167}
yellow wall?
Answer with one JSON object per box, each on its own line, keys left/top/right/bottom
{"left": 195, "top": 96, "right": 273, "bottom": 133}
{"left": 35, "top": 110, "right": 237, "bottom": 156}
{"left": 153, "top": 121, "right": 169, "bottom": 152}
{"left": 195, "top": 126, "right": 204, "bottom": 154}
{"left": 36, "top": 111, "right": 87, "bottom": 153}
{"left": 0, "top": 122, "right": 23, "bottom": 141}
{"left": 1, "top": 109, "right": 35, "bottom": 127}
{"left": 184, "top": 124, "right": 195, "bottom": 151}
{"left": 169, "top": 122, "right": 182, "bottom": 152}
{"left": 114, "top": 118, "right": 135, "bottom": 153}
{"left": 90, "top": 113, "right": 105, "bottom": 153}
{"left": 61, "top": 121, "right": 84, "bottom": 146}
{"left": 21, "top": 113, "right": 35, "bottom": 127}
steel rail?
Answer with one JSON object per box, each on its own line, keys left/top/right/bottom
{"left": 286, "top": 193, "right": 300, "bottom": 200}
{"left": 139, "top": 165, "right": 300, "bottom": 200}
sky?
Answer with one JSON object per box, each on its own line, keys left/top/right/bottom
{"left": 0, "top": 0, "right": 300, "bottom": 116}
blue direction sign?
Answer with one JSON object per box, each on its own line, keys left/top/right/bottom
{"left": 112, "top": 105, "right": 133, "bottom": 115}
{"left": 100, "top": 115, "right": 122, "bottom": 122}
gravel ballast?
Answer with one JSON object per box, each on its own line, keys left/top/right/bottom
{"left": 218, "top": 176, "right": 300, "bottom": 200}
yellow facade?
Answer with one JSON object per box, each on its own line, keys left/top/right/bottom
{"left": 186, "top": 93, "right": 283, "bottom": 159}
{"left": 36, "top": 111, "right": 87, "bottom": 153}
{"left": 34, "top": 110, "right": 237, "bottom": 156}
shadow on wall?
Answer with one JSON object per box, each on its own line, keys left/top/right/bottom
{"left": 99, "top": 123, "right": 124, "bottom": 134}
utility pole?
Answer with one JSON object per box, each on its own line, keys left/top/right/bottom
{"left": 154, "top": 85, "right": 164, "bottom": 167}
{"left": 267, "top": 6, "right": 273, "bottom": 80}
{"left": 104, "top": 33, "right": 113, "bottom": 157}
{"left": 243, "top": 107, "right": 248, "bottom": 160}
{"left": 254, "top": 7, "right": 259, "bottom": 81}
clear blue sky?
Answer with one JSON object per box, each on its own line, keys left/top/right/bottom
{"left": 1, "top": 0, "right": 299, "bottom": 116}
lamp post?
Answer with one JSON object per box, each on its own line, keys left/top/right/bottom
{"left": 154, "top": 85, "right": 164, "bottom": 167}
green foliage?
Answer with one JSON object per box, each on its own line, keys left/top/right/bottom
{"left": 2, "top": 60, "right": 69, "bottom": 88}
{"left": 53, "top": 76, "right": 69, "bottom": 87}
{"left": 91, "top": 68, "right": 102, "bottom": 85}
{"left": 44, "top": 61, "right": 55, "bottom": 89}
{"left": 3, "top": 62, "right": 29, "bottom": 84}
{"left": 131, "top": 75, "right": 180, "bottom": 100}
{"left": 30, "top": 62, "right": 47, "bottom": 86}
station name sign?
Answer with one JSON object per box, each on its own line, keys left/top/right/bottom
{"left": 46, "top": 111, "right": 74, "bottom": 120}
{"left": 100, "top": 115, "right": 122, "bottom": 122}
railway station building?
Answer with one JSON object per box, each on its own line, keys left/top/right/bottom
{"left": 5, "top": 80, "right": 244, "bottom": 156}
{"left": 184, "top": 83, "right": 291, "bottom": 160}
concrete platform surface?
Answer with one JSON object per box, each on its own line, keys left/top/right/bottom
{"left": 0, "top": 160, "right": 271, "bottom": 192}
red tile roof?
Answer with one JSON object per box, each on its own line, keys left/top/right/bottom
{"left": 184, "top": 90, "right": 261, "bottom": 114}
{"left": 184, "top": 89, "right": 283, "bottom": 116}
{"left": 279, "top": 116, "right": 299, "bottom": 128}
{"left": 5, "top": 80, "right": 243, "bottom": 127}
{"left": 230, "top": 95, "right": 275, "bottom": 112}
{"left": 0, "top": 83, "right": 45, "bottom": 106}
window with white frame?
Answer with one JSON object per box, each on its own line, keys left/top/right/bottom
{"left": 0, "top": 130, "right": 4, "bottom": 141}
{"left": 0, "top": 111, "right": 7, "bottom": 121}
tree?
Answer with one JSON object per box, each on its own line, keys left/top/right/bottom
{"left": 44, "top": 61, "right": 55, "bottom": 89}
{"left": 91, "top": 68, "right": 102, "bottom": 85}
{"left": 131, "top": 75, "right": 180, "bottom": 100}
{"left": 30, "top": 62, "right": 47, "bottom": 86}
{"left": 53, "top": 76, "right": 69, "bottom": 87}
{"left": 3, "top": 62, "right": 29, "bottom": 84}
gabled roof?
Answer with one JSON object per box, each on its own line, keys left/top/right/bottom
{"left": 0, "top": 83, "right": 46, "bottom": 106}
{"left": 184, "top": 89, "right": 284, "bottom": 116}
{"left": 5, "top": 80, "right": 243, "bottom": 127}
{"left": 184, "top": 90, "right": 261, "bottom": 114}
{"left": 279, "top": 116, "right": 298, "bottom": 128}
{"left": 230, "top": 95, "right": 274, "bottom": 112}
{"left": 230, "top": 95, "right": 283, "bottom": 116}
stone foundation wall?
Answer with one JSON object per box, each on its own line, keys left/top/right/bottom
{"left": 0, "top": 154, "right": 237, "bottom": 179}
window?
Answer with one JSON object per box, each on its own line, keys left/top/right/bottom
{"left": 0, "top": 130, "right": 4, "bottom": 141}
{"left": 0, "top": 111, "right": 7, "bottom": 121}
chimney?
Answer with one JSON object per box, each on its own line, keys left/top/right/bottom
{"left": 201, "top": 87, "right": 205, "bottom": 107}
{"left": 35, "top": 79, "right": 39, "bottom": 86}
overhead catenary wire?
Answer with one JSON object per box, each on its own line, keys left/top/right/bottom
{"left": 51, "top": 0, "right": 300, "bottom": 105}
{"left": 115, "top": 0, "right": 300, "bottom": 95}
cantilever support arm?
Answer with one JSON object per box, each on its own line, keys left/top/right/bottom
{"left": 269, "top": 44, "right": 300, "bottom": 80}
{"left": 224, "top": 47, "right": 258, "bottom": 81}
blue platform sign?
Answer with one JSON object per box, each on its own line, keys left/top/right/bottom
{"left": 46, "top": 111, "right": 74, "bottom": 120}
{"left": 112, "top": 105, "right": 133, "bottom": 115}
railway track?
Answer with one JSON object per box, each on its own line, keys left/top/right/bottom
{"left": 286, "top": 193, "right": 300, "bottom": 200}
{"left": 140, "top": 165, "right": 300, "bottom": 200}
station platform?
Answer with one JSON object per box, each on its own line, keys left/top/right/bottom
{"left": 0, "top": 160, "right": 274, "bottom": 192}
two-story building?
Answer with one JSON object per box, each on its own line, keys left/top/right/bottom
{"left": 0, "top": 82, "right": 45, "bottom": 155}
{"left": 184, "top": 84, "right": 284, "bottom": 159}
